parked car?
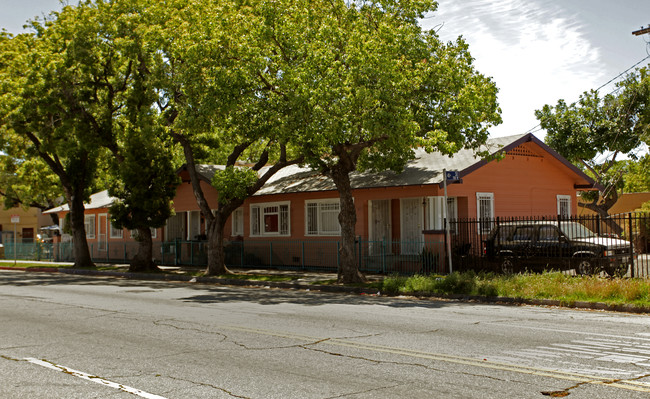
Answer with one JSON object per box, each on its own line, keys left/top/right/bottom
{"left": 483, "top": 221, "right": 632, "bottom": 276}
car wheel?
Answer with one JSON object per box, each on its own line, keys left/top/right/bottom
{"left": 605, "top": 265, "right": 628, "bottom": 278}
{"left": 576, "top": 259, "right": 593, "bottom": 276}
{"left": 501, "top": 258, "right": 515, "bottom": 274}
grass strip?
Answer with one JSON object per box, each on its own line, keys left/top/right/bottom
{"left": 381, "top": 271, "right": 650, "bottom": 308}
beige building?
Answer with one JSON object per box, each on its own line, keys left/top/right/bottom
{"left": 0, "top": 206, "right": 53, "bottom": 245}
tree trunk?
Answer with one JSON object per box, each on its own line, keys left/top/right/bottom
{"left": 579, "top": 192, "right": 623, "bottom": 236}
{"left": 205, "top": 214, "right": 231, "bottom": 276}
{"left": 69, "top": 192, "right": 94, "bottom": 269}
{"left": 129, "top": 227, "right": 160, "bottom": 272}
{"left": 330, "top": 168, "right": 366, "bottom": 284}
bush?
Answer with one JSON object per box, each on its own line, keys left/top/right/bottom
{"left": 437, "top": 272, "right": 477, "bottom": 295}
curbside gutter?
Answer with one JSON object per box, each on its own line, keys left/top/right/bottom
{"left": 2, "top": 266, "right": 649, "bottom": 314}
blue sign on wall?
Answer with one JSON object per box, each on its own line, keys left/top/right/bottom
{"left": 445, "top": 170, "right": 460, "bottom": 181}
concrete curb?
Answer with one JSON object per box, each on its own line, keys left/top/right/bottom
{"left": 2, "top": 266, "right": 649, "bottom": 314}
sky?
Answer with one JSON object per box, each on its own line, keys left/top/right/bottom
{"left": 2, "top": 0, "right": 650, "bottom": 139}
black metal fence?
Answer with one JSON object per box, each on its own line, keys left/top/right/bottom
{"left": 3, "top": 212, "right": 648, "bottom": 277}
{"left": 448, "top": 213, "right": 650, "bottom": 278}
{"left": 39, "top": 239, "right": 446, "bottom": 275}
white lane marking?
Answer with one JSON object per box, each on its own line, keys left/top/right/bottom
{"left": 24, "top": 358, "right": 168, "bottom": 399}
{"left": 485, "top": 323, "right": 650, "bottom": 341}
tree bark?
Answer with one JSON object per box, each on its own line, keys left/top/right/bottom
{"left": 129, "top": 227, "right": 160, "bottom": 272}
{"left": 330, "top": 166, "right": 366, "bottom": 284}
{"left": 579, "top": 190, "right": 623, "bottom": 236}
{"left": 205, "top": 212, "right": 231, "bottom": 276}
{"left": 68, "top": 190, "right": 95, "bottom": 269}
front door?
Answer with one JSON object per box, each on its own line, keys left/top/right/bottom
{"left": 401, "top": 198, "right": 424, "bottom": 255}
{"left": 98, "top": 214, "right": 107, "bottom": 251}
{"left": 369, "top": 199, "right": 391, "bottom": 255}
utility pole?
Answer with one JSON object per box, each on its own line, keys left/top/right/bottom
{"left": 632, "top": 25, "right": 650, "bottom": 36}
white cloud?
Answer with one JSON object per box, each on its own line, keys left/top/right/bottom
{"left": 422, "top": 0, "right": 607, "bottom": 137}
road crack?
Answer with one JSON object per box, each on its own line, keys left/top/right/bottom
{"left": 322, "top": 383, "right": 406, "bottom": 398}
{"left": 167, "top": 375, "right": 251, "bottom": 398}
{"left": 542, "top": 372, "right": 650, "bottom": 397}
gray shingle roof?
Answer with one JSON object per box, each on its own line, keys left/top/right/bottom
{"left": 255, "top": 134, "right": 527, "bottom": 195}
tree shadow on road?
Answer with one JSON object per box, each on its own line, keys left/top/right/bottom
{"left": 0, "top": 270, "right": 494, "bottom": 310}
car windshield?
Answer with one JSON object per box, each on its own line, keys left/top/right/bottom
{"left": 560, "top": 222, "right": 597, "bottom": 239}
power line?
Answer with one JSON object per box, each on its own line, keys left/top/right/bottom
{"left": 524, "top": 54, "right": 650, "bottom": 136}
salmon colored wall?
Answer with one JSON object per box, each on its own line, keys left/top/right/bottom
{"left": 52, "top": 142, "right": 587, "bottom": 244}
{"left": 173, "top": 180, "right": 219, "bottom": 211}
{"left": 447, "top": 148, "right": 580, "bottom": 218}
{"left": 55, "top": 208, "right": 163, "bottom": 243}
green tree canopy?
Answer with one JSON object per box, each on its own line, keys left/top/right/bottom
{"left": 259, "top": 0, "right": 501, "bottom": 282}
{"left": 536, "top": 65, "right": 650, "bottom": 221}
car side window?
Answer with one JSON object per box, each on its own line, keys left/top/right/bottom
{"left": 538, "top": 226, "right": 560, "bottom": 242}
{"left": 513, "top": 226, "right": 534, "bottom": 241}
{"left": 496, "top": 226, "right": 515, "bottom": 243}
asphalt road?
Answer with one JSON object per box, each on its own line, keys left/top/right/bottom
{"left": 2, "top": 270, "right": 650, "bottom": 398}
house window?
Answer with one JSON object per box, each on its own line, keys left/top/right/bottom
{"left": 85, "top": 215, "right": 96, "bottom": 239}
{"left": 476, "top": 192, "right": 494, "bottom": 233}
{"left": 110, "top": 221, "right": 123, "bottom": 239}
{"left": 250, "top": 202, "right": 290, "bottom": 236}
{"left": 232, "top": 208, "right": 244, "bottom": 236}
{"left": 129, "top": 228, "right": 158, "bottom": 239}
{"left": 426, "top": 197, "right": 457, "bottom": 231}
{"left": 557, "top": 195, "right": 571, "bottom": 218}
{"left": 306, "top": 199, "right": 340, "bottom": 236}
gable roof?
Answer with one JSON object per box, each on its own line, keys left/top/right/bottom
{"left": 253, "top": 133, "right": 599, "bottom": 195}
{"left": 44, "top": 190, "right": 114, "bottom": 214}
{"left": 45, "top": 133, "right": 599, "bottom": 214}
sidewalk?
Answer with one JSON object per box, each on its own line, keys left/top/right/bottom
{"left": 2, "top": 260, "right": 650, "bottom": 314}
{"left": 0, "top": 260, "right": 381, "bottom": 294}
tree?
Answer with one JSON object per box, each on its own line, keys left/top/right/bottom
{"left": 0, "top": 21, "right": 104, "bottom": 268}
{"left": 261, "top": 0, "right": 501, "bottom": 283}
{"left": 150, "top": 0, "right": 304, "bottom": 276}
{"left": 623, "top": 155, "right": 650, "bottom": 193}
{"left": 84, "top": 0, "right": 181, "bottom": 272}
{"left": 2, "top": 1, "right": 180, "bottom": 270}
{"left": 536, "top": 65, "right": 650, "bottom": 225}
{"left": 109, "top": 132, "right": 179, "bottom": 272}
{"left": 0, "top": 156, "right": 62, "bottom": 220}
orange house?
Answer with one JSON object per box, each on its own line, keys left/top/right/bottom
{"left": 46, "top": 133, "right": 597, "bottom": 266}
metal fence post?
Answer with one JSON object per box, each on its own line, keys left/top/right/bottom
{"left": 301, "top": 241, "right": 305, "bottom": 270}
{"left": 381, "top": 240, "right": 386, "bottom": 274}
{"left": 358, "top": 237, "right": 362, "bottom": 272}
{"left": 336, "top": 241, "right": 340, "bottom": 270}
{"left": 240, "top": 241, "right": 244, "bottom": 267}
{"left": 629, "top": 213, "right": 635, "bottom": 278}
{"left": 270, "top": 242, "right": 273, "bottom": 268}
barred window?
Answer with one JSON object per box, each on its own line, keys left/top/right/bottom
{"left": 306, "top": 199, "right": 340, "bottom": 236}
{"left": 250, "top": 202, "right": 290, "bottom": 236}
{"left": 557, "top": 195, "right": 571, "bottom": 218}
{"left": 477, "top": 192, "right": 494, "bottom": 233}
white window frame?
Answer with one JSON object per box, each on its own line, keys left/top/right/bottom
{"left": 426, "top": 197, "right": 458, "bottom": 231}
{"left": 84, "top": 215, "right": 96, "bottom": 239}
{"left": 250, "top": 201, "right": 290, "bottom": 237}
{"left": 476, "top": 192, "right": 494, "bottom": 233}
{"left": 109, "top": 220, "right": 123, "bottom": 239}
{"left": 305, "top": 199, "right": 341, "bottom": 236}
{"left": 557, "top": 195, "right": 572, "bottom": 218}
{"left": 129, "top": 228, "right": 158, "bottom": 239}
{"left": 232, "top": 208, "right": 244, "bottom": 236}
